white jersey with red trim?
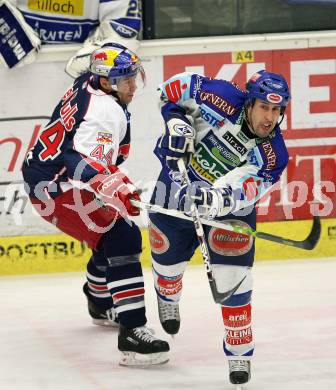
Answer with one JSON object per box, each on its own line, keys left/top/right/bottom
{"left": 22, "top": 72, "right": 131, "bottom": 199}
{"left": 10, "top": 0, "right": 141, "bottom": 43}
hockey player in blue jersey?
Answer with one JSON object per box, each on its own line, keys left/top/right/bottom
{"left": 149, "top": 70, "right": 291, "bottom": 384}
{"left": 22, "top": 43, "right": 169, "bottom": 366}
{"left": 0, "top": 0, "right": 141, "bottom": 72}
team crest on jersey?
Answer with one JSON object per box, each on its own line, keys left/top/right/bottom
{"left": 97, "top": 132, "right": 113, "bottom": 144}
{"left": 172, "top": 123, "right": 195, "bottom": 138}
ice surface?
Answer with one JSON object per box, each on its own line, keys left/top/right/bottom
{"left": 1, "top": 258, "right": 336, "bottom": 390}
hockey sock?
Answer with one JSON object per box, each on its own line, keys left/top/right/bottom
{"left": 106, "top": 260, "right": 146, "bottom": 329}
{"left": 153, "top": 269, "right": 183, "bottom": 302}
{"left": 151, "top": 259, "right": 187, "bottom": 302}
{"left": 86, "top": 257, "right": 113, "bottom": 310}
{"left": 221, "top": 302, "right": 254, "bottom": 357}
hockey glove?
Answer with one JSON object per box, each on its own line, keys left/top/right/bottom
{"left": 177, "top": 183, "right": 233, "bottom": 219}
{"left": 89, "top": 168, "right": 140, "bottom": 218}
{"left": 0, "top": 0, "right": 41, "bottom": 68}
{"left": 157, "top": 117, "right": 195, "bottom": 171}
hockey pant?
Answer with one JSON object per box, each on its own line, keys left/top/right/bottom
{"left": 30, "top": 189, "right": 146, "bottom": 329}
{"left": 149, "top": 210, "right": 255, "bottom": 358}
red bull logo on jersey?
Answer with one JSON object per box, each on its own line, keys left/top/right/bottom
{"left": 96, "top": 132, "right": 113, "bottom": 144}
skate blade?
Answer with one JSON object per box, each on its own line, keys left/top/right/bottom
{"left": 92, "top": 318, "right": 119, "bottom": 328}
{"left": 119, "top": 351, "right": 169, "bottom": 367}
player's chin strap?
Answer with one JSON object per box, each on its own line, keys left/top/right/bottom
{"left": 174, "top": 158, "right": 246, "bottom": 304}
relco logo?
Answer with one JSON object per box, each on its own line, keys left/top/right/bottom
{"left": 223, "top": 132, "right": 247, "bottom": 156}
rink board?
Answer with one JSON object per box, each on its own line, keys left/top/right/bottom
{"left": 0, "top": 218, "right": 335, "bottom": 275}
{"left": 1, "top": 43, "right": 336, "bottom": 236}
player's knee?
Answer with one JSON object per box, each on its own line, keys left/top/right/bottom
{"left": 107, "top": 253, "right": 141, "bottom": 267}
{"left": 100, "top": 221, "right": 142, "bottom": 259}
{"left": 212, "top": 264, "right": 253, "bottom": 301}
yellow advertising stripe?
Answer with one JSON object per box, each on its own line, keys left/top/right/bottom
{"left": 0, "top": 218, "right": 335, "bottom": 276}
{"left": 28, "top": 0, "right": 84, "bottom": 16}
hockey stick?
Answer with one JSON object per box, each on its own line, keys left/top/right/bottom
{"left": 176, "top": 159, "right": 246, "bottom": 304}
{"left": 130, "top": 201, "right": 321, "bottom": 250}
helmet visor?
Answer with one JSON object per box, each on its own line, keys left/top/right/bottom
{"left": 109, "top": 65, "right": 146, "bottom": 92}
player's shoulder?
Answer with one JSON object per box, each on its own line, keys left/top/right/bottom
{"left": 200, "top": 77, "right": 247, "bottom": 99}
{"left": 80, "top": 83, "right": 125, "bottom": 121}
{"left": 193, "top": 77, "right": 246, "bottom": 116}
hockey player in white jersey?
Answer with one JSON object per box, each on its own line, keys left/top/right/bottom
{"left": 149, "top": 70, "right": 291, "bottom": 385}
{"left": 0, "top": 0, "right": 141, "bottom": 72}
{"left": 22, "top": 43, "right": 170, "bottom": 366}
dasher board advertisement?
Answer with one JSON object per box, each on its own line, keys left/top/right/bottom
{"left": 0, "top": 47, "right": 335, "bottom": 236}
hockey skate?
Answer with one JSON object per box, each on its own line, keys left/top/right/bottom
{"left": 157, "top": 296, "right": 180, "bottom": 335}
{"left": 83, "top": 283, "right": 119, "bottom": 327}
{"left": 118, "top": 325, "right": 170, "bottom": 366}
{"left": 229, "top": 360, "right": 251, "bottom": 386}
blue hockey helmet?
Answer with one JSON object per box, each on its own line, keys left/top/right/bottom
{"left": 90, "top": 43, "right": 145, "bottom": 86}
{"left": 246, "top": 70, "right": 290, "bottom": 110}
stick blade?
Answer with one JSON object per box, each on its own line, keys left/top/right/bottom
{"left": 256, "top": 216, "right": 321, "bottom": 250}
{"left": 301, "top": 216, "right": 321, "bottom": 250}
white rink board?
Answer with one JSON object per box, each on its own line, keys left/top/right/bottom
{"left": 1, "top": 32, "right": 336, "bottom": 235}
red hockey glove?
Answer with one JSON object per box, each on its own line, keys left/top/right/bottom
{"left": 89, "top": 168, "right": 140, "bottom": 217}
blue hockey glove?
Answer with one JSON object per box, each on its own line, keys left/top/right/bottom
{"left": 157, "top": 117, "right": 195, "bottom": 171}
{"left": 177, "top": 183, "right": 233, "bottom": 219}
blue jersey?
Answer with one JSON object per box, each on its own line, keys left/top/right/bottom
{"left": 22, "top": 73, "right": 131, "bottom": 199}
{"left": 154, "top": 72, "right": 289, "bottom": 212}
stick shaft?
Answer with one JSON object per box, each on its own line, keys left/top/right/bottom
{"left": 131, "top": 199, "right": 320, "bottom": 250}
